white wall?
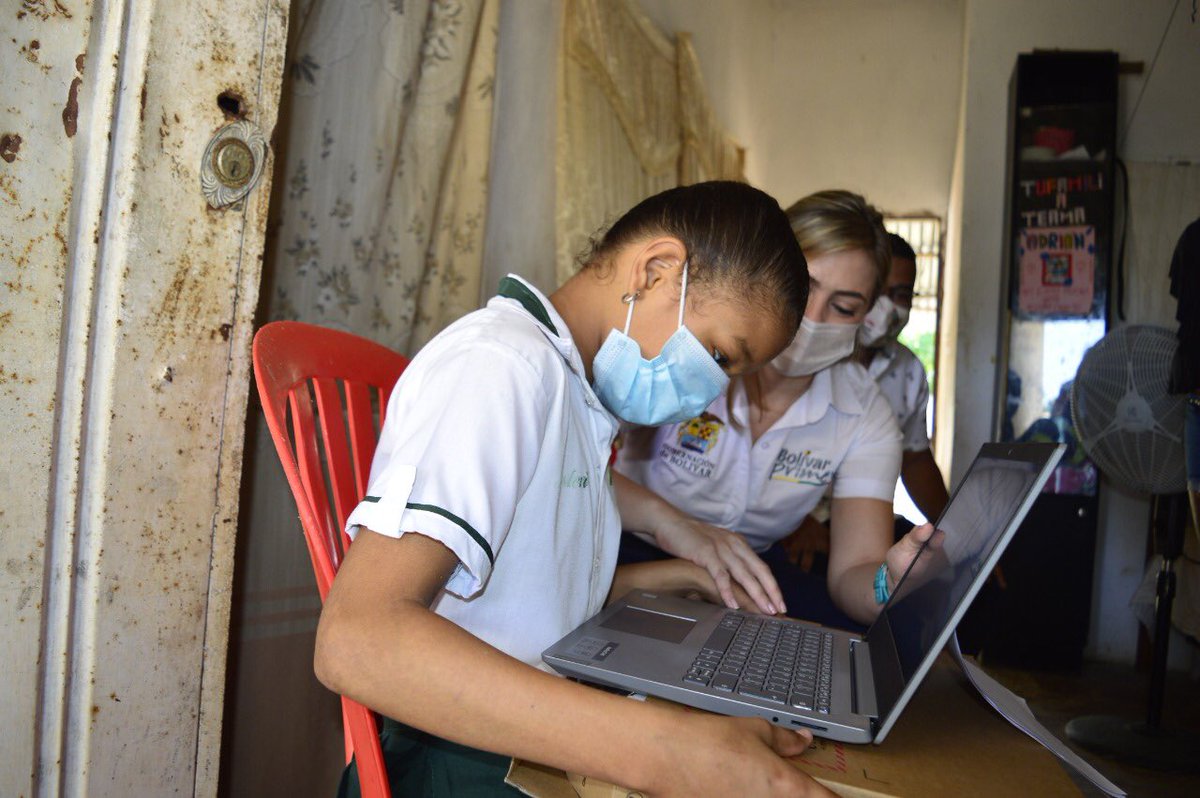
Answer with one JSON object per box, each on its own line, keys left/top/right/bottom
{"left": 638, "top": 0, "right": 966, "bottom": 216}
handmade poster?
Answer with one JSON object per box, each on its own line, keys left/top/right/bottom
{"left": 1017, "top": 225, "right": 1096, "bottom": 316}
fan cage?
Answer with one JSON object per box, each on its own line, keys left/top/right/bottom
{"left": 1071, "top": 325, "right": 1186, "bottom": 495}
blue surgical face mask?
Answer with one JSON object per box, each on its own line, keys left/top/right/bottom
{"left": 592, "top": 262, "right": 729, "bottom": 426}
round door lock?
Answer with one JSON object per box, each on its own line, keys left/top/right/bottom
{"left": 212, "top": 138, "right": 254, "bottom": 188}
{"left": 200, "top": 119, "right": 267, "bottom": 208}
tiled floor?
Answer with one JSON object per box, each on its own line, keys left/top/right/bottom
{"left": 986, "top": 660, "right": 1200, "bottom": 798}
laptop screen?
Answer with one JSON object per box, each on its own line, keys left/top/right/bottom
{"left": 865, "top": 443, "right": 1061, "bottom": 727}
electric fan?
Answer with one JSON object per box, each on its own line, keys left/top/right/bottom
{"left": 1065, "top": 324, "right": 1197, "bottom": 770}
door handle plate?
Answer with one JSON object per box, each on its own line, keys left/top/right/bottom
{"left": 200, "top": 119, "right": 267, "bottom": 208}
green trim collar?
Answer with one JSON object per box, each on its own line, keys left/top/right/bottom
{"left": 497, "top": 276, "right": 559, "bottom": 336}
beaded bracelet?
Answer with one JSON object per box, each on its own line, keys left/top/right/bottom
{"left": 874, "top": 562, "right": 891, "bottom": 604}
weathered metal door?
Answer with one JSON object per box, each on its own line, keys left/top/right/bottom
{"left": 1, "top": 1, "right": 288, "bottom": 795}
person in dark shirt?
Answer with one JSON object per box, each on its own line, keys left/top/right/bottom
{"left": 1169, "top": 218, "right": 1200, "bottom": 532}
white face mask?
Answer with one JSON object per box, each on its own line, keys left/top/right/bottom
{"left": 771, "top": 317, "right": 858, "bottom": 377}
{"left": 858, "top": 295, "right": 912, "bottom": 348}
{"left": 858, "top": 295, "right": 898, "bottom": 347}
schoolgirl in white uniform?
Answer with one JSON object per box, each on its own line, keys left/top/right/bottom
{"left": 317, "top": 182, "right": 836, "bottom": 798}
{"left": 616, "top": 191, "right": 939, "bottom": 632}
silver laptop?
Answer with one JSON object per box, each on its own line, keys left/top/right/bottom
{"left": 544, "top": 442, "right": 1065, "bottom": 744}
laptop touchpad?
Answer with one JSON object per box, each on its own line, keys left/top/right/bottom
{"left": 599, "top": 606, "right": 695, "bottom": 643}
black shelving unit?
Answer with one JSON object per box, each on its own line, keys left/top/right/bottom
{"left": 959, "top": 51, "right": 1118, "bottom": 671}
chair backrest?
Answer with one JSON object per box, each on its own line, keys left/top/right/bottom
{"left": 252, "top": 320, "right": 410, "bottom": 798}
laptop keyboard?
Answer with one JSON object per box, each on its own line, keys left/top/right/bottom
{"left": 683, "top": 613, "right": 834, "bottom": 713}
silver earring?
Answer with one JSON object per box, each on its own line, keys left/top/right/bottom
{"left": 621, "top": 291, "right": 641, "bottom": 304}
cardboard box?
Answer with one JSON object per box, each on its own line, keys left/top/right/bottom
{"left": 506, "top": 659, "right": 1081, "bottom": 797}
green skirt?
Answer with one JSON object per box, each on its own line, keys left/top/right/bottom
{"left": 336, "top": 716, "right": 523, "bottom": 798}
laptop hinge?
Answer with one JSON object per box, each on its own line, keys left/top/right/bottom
{"left": 850, "top": 639, "right": 879, "bottom": 719}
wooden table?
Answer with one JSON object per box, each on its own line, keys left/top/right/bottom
{"left": 787, "top": 656, "right": 1081, "bottom": 797}
{"left": 508, "top": 655, "right": 1083, "bottom": 798}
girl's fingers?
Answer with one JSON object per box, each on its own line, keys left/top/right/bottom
{"left": 766, "top": 723, "right": 814, "bottom": 756}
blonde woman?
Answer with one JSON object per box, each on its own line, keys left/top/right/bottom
{"left": 615, "top": 190, "right": 938, "bottom": 631}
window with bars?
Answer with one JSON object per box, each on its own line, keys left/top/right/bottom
{"left": 883, "top": 215, "right": 943, "bottom": 406}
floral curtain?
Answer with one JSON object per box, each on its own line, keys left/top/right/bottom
{"left": 554, "top": 1, "right": 747, "bottom": 285}
{"left": 264, "top": 0, "right": 499, "bottom": 355}
{"left": 676, "top": 32, "right": 746, "bottom": 185}
{"left": 555, "top": 0, "right": 680, "bottom": 285}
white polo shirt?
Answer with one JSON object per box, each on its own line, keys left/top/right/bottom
{"left": 866, "top": 340, "right": 932, "bottom": 453}
{"left": 345, "top": 275, "right": 620, "bottom": 669}
{"left": 616, "top": 361, "right": 901, "bottom": 552}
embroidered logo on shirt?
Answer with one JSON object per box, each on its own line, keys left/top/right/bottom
{"left": 677, "top": 412, "right": 724, "bottom": 454}
{"left": 561, "top": 468, "right": 591, "bottom": 488}
{"left": 653, "top": 412, "right": 725, "bottom": 478}
{"left": 657, "top": 442, "right": 715, "bottom": 478}
{"left": 769, "top": 447, "right": 834, "bottom": 486}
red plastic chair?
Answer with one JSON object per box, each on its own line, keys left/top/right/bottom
{"left": 252, "top": 320, "right": 410, "bottom": 798}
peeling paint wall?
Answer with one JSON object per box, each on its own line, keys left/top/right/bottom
{"left": 0, "top": 1, "right": 288, "bottom": 795}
